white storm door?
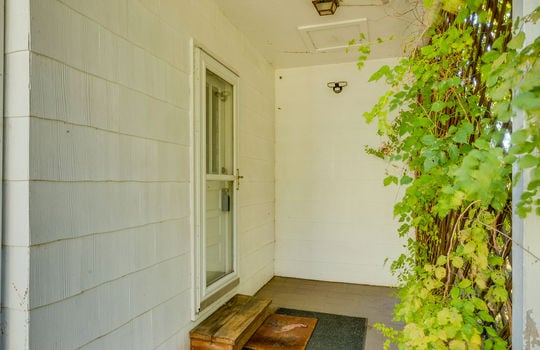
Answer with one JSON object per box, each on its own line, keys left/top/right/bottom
{"left": 193, "top": 48, "right": 240, "bottom": 315}
{"left": 204, "top": 71, "right": 235, "bottom": 288}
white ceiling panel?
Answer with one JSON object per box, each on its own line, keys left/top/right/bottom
{"left": 298, "top": 18, "right": 369, "bottom": 52}
{"left": 341, "top": 0, "right": 389, "bottom": 5}
{"left": 213, "top": 0, "right": 422, "bottom": 68}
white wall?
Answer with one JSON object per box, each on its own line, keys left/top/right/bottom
{"left": 1, "top": 0, "right": 275, "bottom": 349}
{"left": 0, "top": 0, "right": 4, "bottom": 315}
{"left": 513, "top": 0, "right": 540, "bottom": 348}
{"left": 3, "top": 0, "right": 31, "bottom": 348}
{"left": 275, "top": 59, "right": 405, "bottom": 286}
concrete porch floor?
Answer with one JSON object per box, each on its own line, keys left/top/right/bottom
{"left": 254, "top": 276, "right": 400, "bottom": 349}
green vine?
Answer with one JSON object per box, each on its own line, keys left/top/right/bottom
{"left": 358, "top": 0, "right": 540, "bottom": 348}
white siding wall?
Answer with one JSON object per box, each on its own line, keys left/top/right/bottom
{"left": 513, "top": 0, "right": 540, "bottom": 348}
{"left": 275, "top": 59, "right": 404, "bottom": 286}
{"left": 3, "top": 0, "right": 31, "bottom": 349}
{"left": 2, "top": 0, "right": 275, "bottom": 349}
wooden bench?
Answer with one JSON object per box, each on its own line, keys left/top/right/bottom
{"left": 190, "top": 294, "right": 272, "bottom": 350}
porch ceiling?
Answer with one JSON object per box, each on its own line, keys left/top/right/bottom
{"left": 213, "top": 0, "right": 422, "bottom": 68}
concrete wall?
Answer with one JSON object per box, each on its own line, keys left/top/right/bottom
{"left": 1, "top": 0, "right": 275, "bottom": 349}
{"left": 274, "top": 59, "right": 404, "bottom": 286}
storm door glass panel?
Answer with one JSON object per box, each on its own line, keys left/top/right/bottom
{"left": 205, "top": 70, "right": 234, "bottom": 288}
{"left": 206, "top": 71, "right": 233, "bottom": 176}
{"left": 205, "top": 181, "right": 234, "bottom": 286}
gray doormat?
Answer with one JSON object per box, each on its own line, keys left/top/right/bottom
{"left": 275, "top": 308, "right": 367, "bottom": 350}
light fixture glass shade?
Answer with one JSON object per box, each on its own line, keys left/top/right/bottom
{"left": 312, "top": 0, "right": 338, "bottom": 16}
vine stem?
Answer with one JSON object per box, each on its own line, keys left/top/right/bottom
{"left": 449, "top": 86, "right": 471, "bottom": 122}
{"left": 477, "top": 220, "right": 540, "bottom": 263}
{"left": 444, "top": 200, "right": 482, "bottom": 297}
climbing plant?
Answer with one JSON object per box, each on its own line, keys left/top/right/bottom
{"left": 357, "top": 0, "right": 540, "bottom": 348}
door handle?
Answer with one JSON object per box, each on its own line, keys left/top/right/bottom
{"left": 235, "top": 169, "right": 244, "bottom": 190}
{"left": 221, "top": 188, "right": 230, "bottom": 212}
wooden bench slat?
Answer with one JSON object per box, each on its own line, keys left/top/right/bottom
{"left": 213, "top": 297, "right": 269, "bottom": 340}
{"left": 192, "top": 296, "right": 249, "bottom": 339}
{"left": 190, "top": 294, "right": 272, "bottom": 350}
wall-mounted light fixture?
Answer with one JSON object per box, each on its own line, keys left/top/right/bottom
{"left": 328, "top": 81, "right": 348, "bottom": 93}
{"left": 312, "top": 0, "right": 339, "bottom": 16}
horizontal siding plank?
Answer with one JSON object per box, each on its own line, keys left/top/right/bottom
{"left": 29, "top": 181, "right": 189, "bottom": 244}
{"left": 29, "top": 117, "right": 188, "bottom": 182}
{"left": 30, "top": 54, "right": 189, "bottom": 142}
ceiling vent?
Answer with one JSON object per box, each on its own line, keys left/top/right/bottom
{"left": 298, "top": 18, "right": 369, "bottom": 52}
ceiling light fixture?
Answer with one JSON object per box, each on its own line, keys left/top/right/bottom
{"left": 312, "top": 0, "right": 339, "bottom": 16}
{"left": 328, "top": 81, "right": 348, "bottom": 93}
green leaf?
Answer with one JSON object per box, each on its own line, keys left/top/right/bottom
{"left": 491, "top": 271, "right": 506, "bottom": 286}
{"left": 358, "top": 45, "right": 371, "bottom": 55}
{"left": 493, "top": 101, "right": 512, "bottom": 122}
{"left": 435, "top": 266, "right": 446, "bottom": 280}
{"left": 520, "top": 69, "right": 540, "bottom": 92}
{"left": 476, "top": 276, "right": 487, "bottom": 289}
{"left": 463, "top": 242, "right": 476, "bottom": 255}
{"left": 485, "top": 326, "right": 499, "bottom": 337}
{"left": 442, "top": 0, "right": 462, "bottom": 14}
{"left": 384, "top": 175, "right": 398, "bottom": 186}
{"left": 452, "top": 256, "right": 464, "bottom": 269}
{"left": 482, "top": 50, "right": 500, "bottom": 64}
{"left": 458, "top": 278, "right": 472, "bottom": 288}
{"left": 491, "top": 286, "right": 508, "bottom": 301}
{"left": 507, "top": 32, "right": 525, "bottom": 49}
{"left": 478, "top": 310, "right": 495, "bottom": 322}
{"left": 423, "top": 157, "right": 438, "bottom": 172}
{"left": 512, "top": 92, "right": 540, "bottom": 110}
{"left": 423, "top": 0, "right": 434, "bottom": 8}
{"left": 511, "top": 129, "right": 529, "bottom": 144}
{"left": 491, "top": 52, "right": 507, "bottom": 70}
{"left": 471, "top": 297, "right": 487, "bottom": 311}
{"left": 519, "top": 154, "right": 538, "bottom": 169}
{"left": 400, "top": 175, "right": 414, "bottom": 185}
{"left": 421, "top": 135, "right": 436, "bottom": 146}
{"left": 449, "top": 340, "right": 467, "bottom": 350}
{"left": 436, "top": 308, "right": 451, "bottom": 324}
{"left": 436, "top": 255, "right": 447, "bottom": 266}
{"left": 431, "top": 101, "right": 446, "bottom": 112}
{"left": 453, "top": 122, "right": 473, "bottom": 143}
{"left": 504, "top": 153, "right": 517, "bottom": 164}
{"left": 369, "top": 65, "right": 392, "bottom": 82}
{"left": 473, "top": 139, "right": 491, "bottom": 150}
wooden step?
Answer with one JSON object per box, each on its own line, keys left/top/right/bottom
{"left": 190, "top": 294, "right": 272, "bottom": 350}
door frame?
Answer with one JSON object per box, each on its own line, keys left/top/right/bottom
{"left": 192, "top": 47, "right": 240, "bottom": 317}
